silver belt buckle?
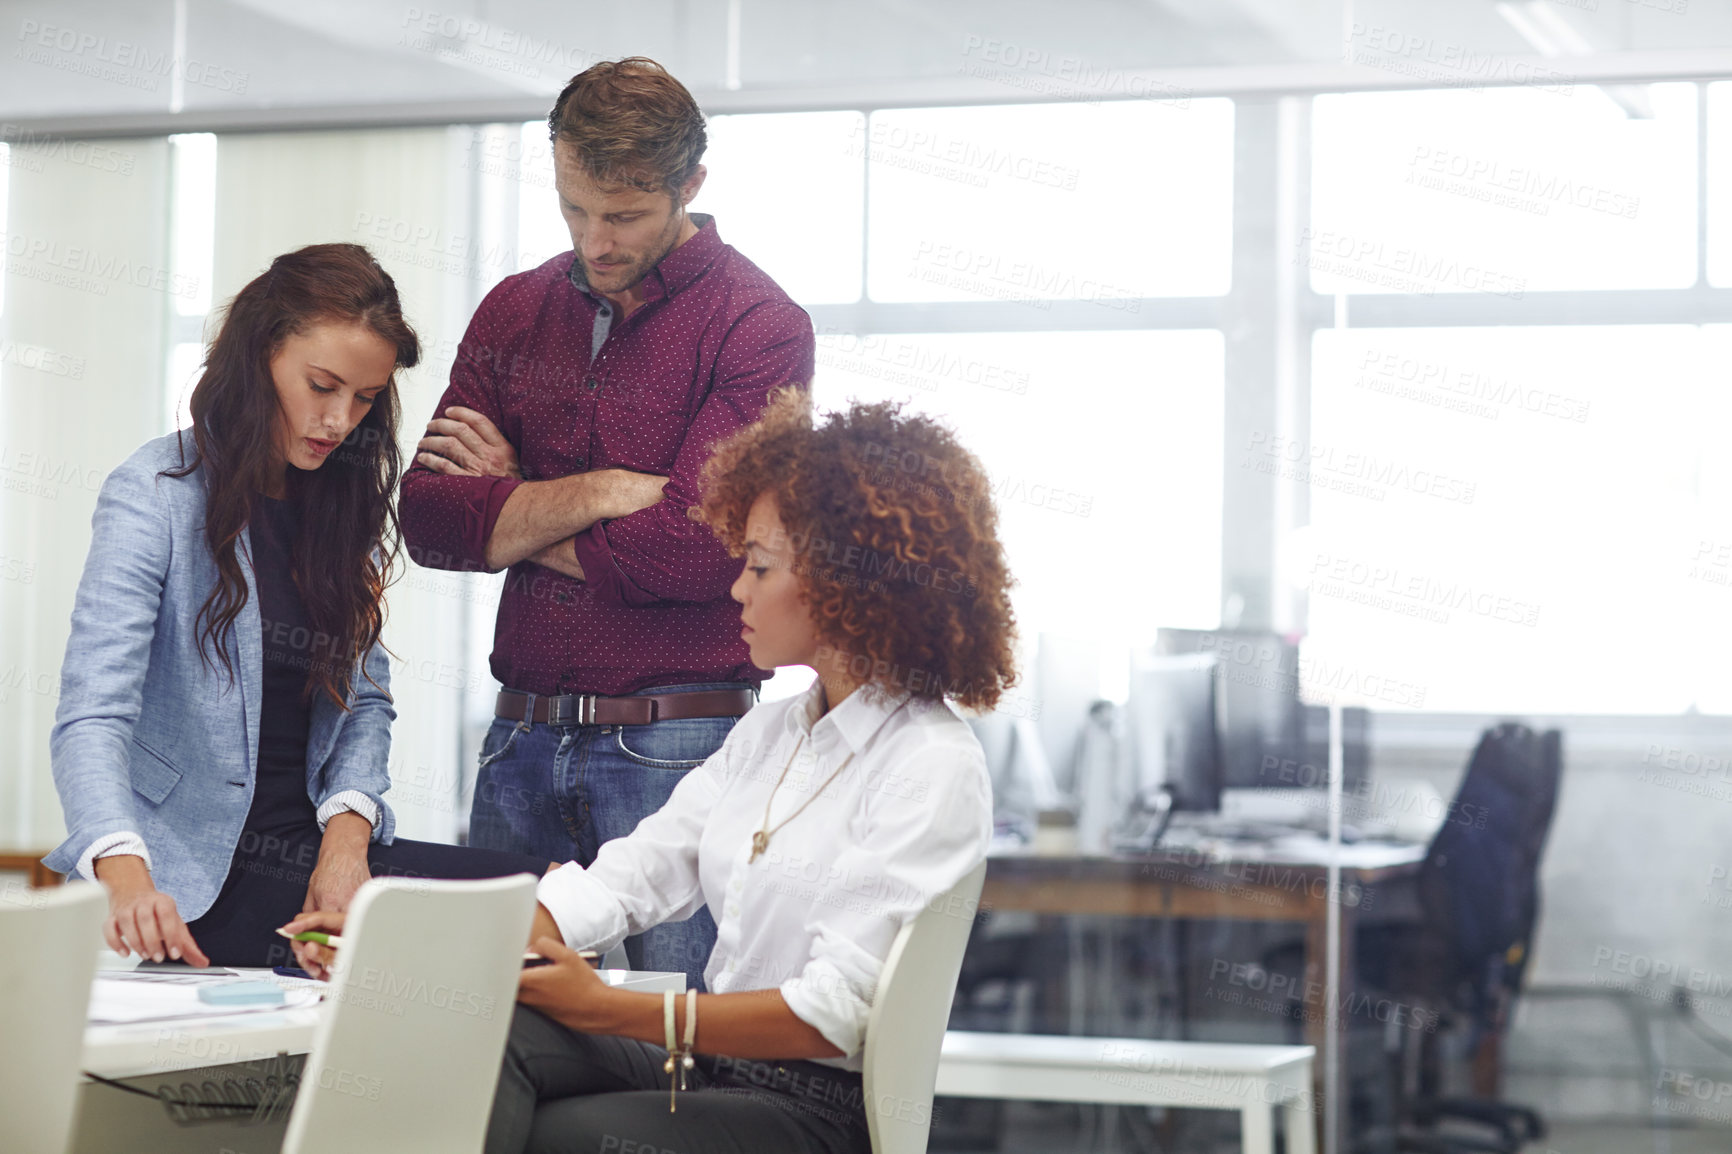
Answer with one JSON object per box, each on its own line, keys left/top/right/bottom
{"left": 548, "top": 694, "right": 595, "bottom": 726}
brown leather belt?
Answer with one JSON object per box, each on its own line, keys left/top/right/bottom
{"left": 495, "top": 687, "right": 755, "bottom": 727}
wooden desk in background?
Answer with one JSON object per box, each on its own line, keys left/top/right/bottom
{"left": 979, "top": 842, "right": 1425, "bottom": 1140}
{"left": 0, "top": 851, "right": 62, "bottom": 888}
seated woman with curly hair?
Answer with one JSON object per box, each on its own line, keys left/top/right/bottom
{"left": 471, "top": 386, "right": 1016, "bottom": 1152}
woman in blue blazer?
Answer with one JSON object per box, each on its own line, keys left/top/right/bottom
{"left": 46, "top": 243, "right": 546, "bottom": 967}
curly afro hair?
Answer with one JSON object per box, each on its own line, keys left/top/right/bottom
{"left": 698, "top": 388, "right": 1019, "bottom": 713}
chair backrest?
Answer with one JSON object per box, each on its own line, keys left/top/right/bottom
{"left": 1507, "top": 729, "right": 1562, "bottom": 990}
{"left": 1420, "top": 723, "right": 1563, "bottom": 1018}
{"left": 0, "top": 882, "right": 107, "bottom": 1154}
{"left": 863, "top": 860, "right": 988, "bottom": 1154}
{"left": 281, "top": 873, "right": 539, "bottom": 1154}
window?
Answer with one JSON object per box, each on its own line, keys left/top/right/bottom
{"left": 169, "top": 134, "right": 216, "bottom": 317}
{"left": 0, "top": 141, "right": 8, "bottom": 319}
{"left": 702, "top": 111, "right": 865, "bottom": 306}
{"left": 1705, "top": 82, "right": 1732, "bottom": 286}
{"left": 865, "top": 100, "right": 1234, "bottom": 303}
{"left": 1311, "top": 85, "right": 1697, "bottom": 296}
{"left": 1307, "top": 325, "right": 1720, "bottom": 712}
{"left": 814, "top": 329, "right": 1224, "bottom": 653}
{"left": 516, "top": 121, "right": 564, "bottom": 273}
{"left": 166, "top": 133, "right": 217, "bottom": 431}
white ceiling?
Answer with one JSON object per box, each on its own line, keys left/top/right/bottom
{"left": 3, "top": 0, "right": 1732, "bottom": 128}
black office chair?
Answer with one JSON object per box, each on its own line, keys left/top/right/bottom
{"left": 1358, "top": 722, "right": 1562, "bottom": 1154}
{"left": 1256, "top": 722, "right": 1562, "bottom": 1153}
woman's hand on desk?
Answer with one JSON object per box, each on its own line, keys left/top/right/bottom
{"left": 517, "top": 936, "right": 610, "bottom": 1031}
{"left": 282, "top": 901, "right": 563, "bottom": 982}
{"left": 93, "top": 854, "right": 210, "bottom": 967}
{"left": 279, "top": 909, "right": 345, "bottom": 980}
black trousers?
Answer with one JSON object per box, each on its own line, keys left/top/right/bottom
{"left": 185, "top": 823, "right": 549, "bottom": 967}
{"left": 485, "top": 1005, "right": 872, "bottom": 1154}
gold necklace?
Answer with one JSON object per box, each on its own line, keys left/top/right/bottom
{"left": 749, "top": 734, "right": 855, "bottom": 864}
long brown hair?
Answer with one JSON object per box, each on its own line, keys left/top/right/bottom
{"left": 166, "top": 243, "right": 419, "bottom": 709}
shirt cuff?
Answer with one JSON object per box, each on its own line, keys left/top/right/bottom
{"left": 78, "top": 832, "right": 151, "bottom": 883}
{"left": 317, "top": 791, "right": 381, "bottom": 838}
{"left": 536, "top": 863, "right": 628, "bottom": 952}
{"left": 569, "top": 522, "right": 630, "bottom": 604}
{"left": 471, "top": 474, "right": 527, "bottom": 570}
{"left": 779, "top": 956, "right": 871, "bottom": 1060}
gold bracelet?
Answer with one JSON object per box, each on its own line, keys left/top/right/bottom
{"left": 663, "top": 988, "right": 697, "bottom": 1112}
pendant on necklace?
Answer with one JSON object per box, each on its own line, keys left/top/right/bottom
{"left": 749, "top": 830, "right": 770, "bottom": 863}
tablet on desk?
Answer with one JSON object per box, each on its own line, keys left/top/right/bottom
{"left": 133, "top": 960, "right": 241, "bottom": 975}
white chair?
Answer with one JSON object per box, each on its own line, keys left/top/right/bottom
{"left": 936, "top": 1032, "right": 1316, "bottom": 1154}
{"left": 280, "top": 873, "right": 539, "bottom": 1154}
{"left": 0, "top": 883, "right": 107, "bottom": 1154}
{"left": 861, "top": 860, "right": 988, "bottom": 1154}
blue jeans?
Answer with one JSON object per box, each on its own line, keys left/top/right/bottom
{"left": 468, "top": 681, "right": 750, "bottom": 992}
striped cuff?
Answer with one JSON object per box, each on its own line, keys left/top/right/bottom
{"left": 78, "top": 832, "right": 151, "bottom": 883}
{"left": 316, "top": 791, "right": 382, "bottom": 838}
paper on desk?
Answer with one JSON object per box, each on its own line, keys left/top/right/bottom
{"left": 87, "top": 976, "right": 320, "bottom": 1025}
{"left": 1256, "top": 835, "right": 1427, "bottom": 869}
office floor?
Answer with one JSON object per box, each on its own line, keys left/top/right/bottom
{"left": 1538, "top": 1124, "right": 1732, "bottom": 1154}
{"left": 72, "top": 1083, "right": 292, "bottom": 1154}
{"left": 930, "top": 1105, "right": 1732, "bottom": 1153}
{"left": 932, "top": 1101, "right": 1237, "bottom": 1154}
{"left": 77, "top": 1058, "right": 1732, "bottom": 1154}
{"left": 925, "top": 983, "right": 1732, "bottom": 1154}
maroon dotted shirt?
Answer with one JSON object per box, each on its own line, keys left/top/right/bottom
{"left": 399, "top": 215, "right": 814, "bottom": 696}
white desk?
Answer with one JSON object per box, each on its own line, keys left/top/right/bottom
{"left": 937, "top": 1032, "right": 1317, "bottom": 1154}
{"left": 980, "top": 835, "right": 1426, "bottom": 1154}
{"left": 83, "top": 965, "right": 688, "bottom": 1080}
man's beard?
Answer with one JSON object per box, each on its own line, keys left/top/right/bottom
{"left": 589, "top": 209, "right": 685, "bottom": 294}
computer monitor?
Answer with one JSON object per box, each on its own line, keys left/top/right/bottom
{"left": 1297, "top": 703, "right": 1370, "bottom": 794}
{"left": 1155, "top": 628, "right": 1302, "bottom": 794}
{"left": 1217, "top": 703, "right": 1371, "bottom": 792}
{"left": 1124, "top": 650, "right": 1220, "bottom": 813}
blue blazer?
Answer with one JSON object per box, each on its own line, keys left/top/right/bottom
{"left": 44, "top": 432, "right": 397, "bottom": 920}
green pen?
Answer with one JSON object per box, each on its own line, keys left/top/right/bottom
{"left": 274, "top": 926, "right": 586, "bottom": 965}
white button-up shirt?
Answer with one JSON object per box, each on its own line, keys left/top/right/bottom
{"left": 536, "top": 679, "right": 992, "bottom": 1070}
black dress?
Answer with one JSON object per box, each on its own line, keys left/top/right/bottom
{"left": 185, "top": 490, "right": 547, "bottom": 967}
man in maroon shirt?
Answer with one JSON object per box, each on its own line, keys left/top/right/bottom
{"left": 400, "top": 58, "right": 813, "bottom": 989}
